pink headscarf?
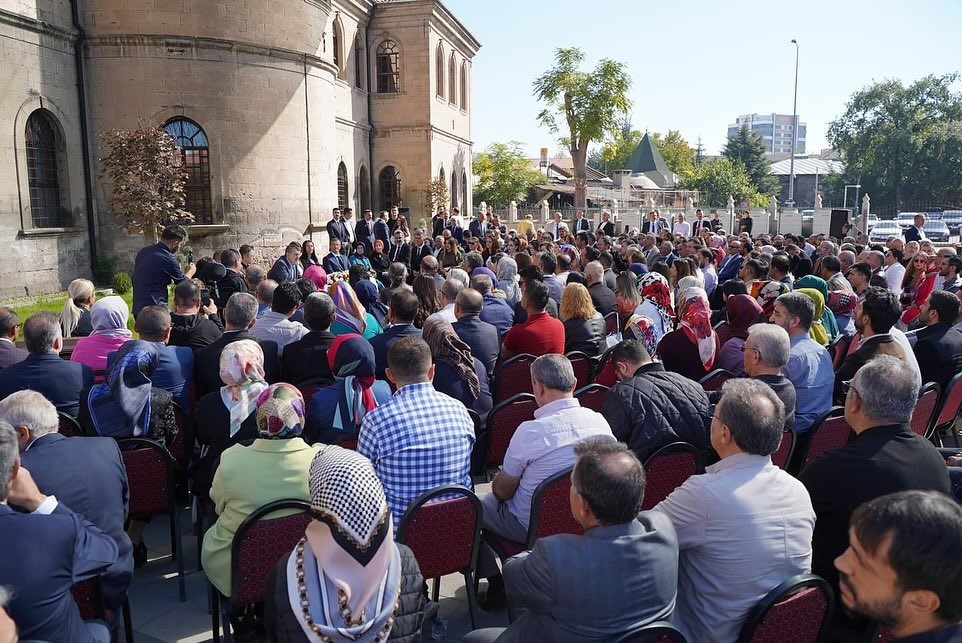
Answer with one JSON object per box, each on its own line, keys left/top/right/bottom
{"left": 304, "top": 264, "right": 328, "bottom": 290}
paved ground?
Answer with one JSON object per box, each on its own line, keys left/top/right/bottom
{"left": 129, "top": 483, "right": 505, "bottom": 642}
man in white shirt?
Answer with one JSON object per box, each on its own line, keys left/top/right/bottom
{"left": 884, "top": 248, "right": 906, "bottom": 295}
{"left": 672, "top": 213, "right": 691, "bottom": 238}
{"left": 655, "top": 378, "right": 815, "bottom": 642}
{"left": 249, "top": 281, "right": 308, "bottom": 355}
{"left": 426, "top": 278, "right": 463, "bottom": 324}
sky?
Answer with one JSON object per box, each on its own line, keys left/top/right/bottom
{"left": 444, "top": 0, "right": 962, "bottom": 158}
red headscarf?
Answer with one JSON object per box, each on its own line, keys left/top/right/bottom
{"left": 677, "top": 287, "right": 717, "bottom": 370}
{"left": 725, "top": 294, "right": 767, "bottom": 341}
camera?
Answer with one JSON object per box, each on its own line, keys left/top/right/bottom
{"left": 200, "top": 288, "right": 211, "bottom": 308}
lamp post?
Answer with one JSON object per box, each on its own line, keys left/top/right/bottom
{"left": 787, "top": 39, "right": 799, "bottom": 206}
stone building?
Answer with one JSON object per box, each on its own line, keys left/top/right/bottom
{"left": 0, "top": 0, "right": 479, "bottom": 297}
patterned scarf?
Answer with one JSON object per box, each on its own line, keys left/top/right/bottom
{"left": 677, "top": 287, "right": 717, "bottom": 370}
{"left": 255, "top": 383, "right": 305, "bottom": 439}
{"left": 422, "top": 317, "right": 480, "bottom": 399}
{"left": 87, "top": 340, "right": 156, "bottom": 438}
{"left": 330, "top": 282, "right": 367, "bottom": 335}
{"left": 326, "top": 334, "right": 379, "bottom": 435}
{"left": 218, "top": 340, "right": 268, "bottom": 437}
{"left": 637, "top": 272, "right": 675, "bottom": 332}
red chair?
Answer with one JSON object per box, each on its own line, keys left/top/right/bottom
{"left": 297, "top": 377, "right": 333, "bottom": 414}
{"left": 616, "top": 620, "right": 687, "bottom": 642}
{"left": 58, "top": 412, "right": 84, "bottom": 437}
{"left": 799, "top": 407, "right": 853, "bottom": 472}
{"left": 119, "top": 437, "right": 186, "bottom": 602}
{"left": 566, "top": 351, "right": 592, "bottom": 390}
{"left": 211, "top": 499, "right": 312, "bottom": 642}
{"left": 736, "top": 574, "right": 833, "bottom": 643}
{"left": 169, "top": 402, "right": 192, "bottom": 470}
{"left": 910, "top": 382, "right": 941, "bottom": 438}
{"left": 641, "top": 442, "right": 704, "bottom": 510}
{"left": 574, "top": 384, "right": 609, "bottom": 413}
{"left": 770, "top": 428, "right": 796, "bottom": 471}
{"left": 334, "top": 435, "right": 358, "bottom": 450}
{"left": 478, "top": 393, "right": 537, "bottom": 474}
{"left": 830, "top": 334, "right": 850, "bottom": 370}
{"left": 397, "top": 486, "right": 482, "bottom": 629}
{"left": 931, "top": 372, "right": 962, "bottom": 447}
{"left": 71, "top": 577, "right": 133, "bottom": 643}
{"left": 604, "top": 311, "right": 621, "bottom": 335}
{"left": 494, "top": 353, "right": 536, "bottom": 402}
{"left": 698, "top": 368, "right": 735, "bottom": 392}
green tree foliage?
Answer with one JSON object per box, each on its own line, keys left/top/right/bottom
{"left": 650, "top": 130, "right": 697, "bottom": 179}
{"left": 533, "top": 47, "right": 631, "bottom": 207}
{"left": 722, "top": 125, "right": 779, "bottom": 196}
{"left": 685, "top": 158, "right": 763, "bottom": 207}
{"left": 827, "top": 74, "right": 962, "bottom": 208}
{"left": 473, "top": 141, "right": 544, "bottom": 207}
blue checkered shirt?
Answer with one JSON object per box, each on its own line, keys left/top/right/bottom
{"left": 358, "top": 381, "right": 475, "bottom": 529}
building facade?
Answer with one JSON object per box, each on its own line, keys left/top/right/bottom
{"left": 0, "top": 0, "right": 478, "bottom": 297}
{"left": 727, "top": 113, "right": 806, "bottom": 156}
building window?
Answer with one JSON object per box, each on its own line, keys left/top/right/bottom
{"left": 25, "top": 110, "right": 67, "bottom": 228}
{"left": 332, "top": 20, "right": 343, "bottom": 78}
{"left": 354, "top": 34, "right": 364, "bottom": 90}
{"left": 435, "top": 43, "right": 445, "bottom": 98}
{"left": 358, "top": 165, "right": 370, "bottom": 211}
{"left": 450, "top": 172, "right": 458, "bottom": 210}
{"left": 376, "top": 40, "right": 400, "bottom": 93}
{"left": 448, "top": 53, "right": 457, "bottom": 105}
{"left": 378, "top": 166, "right": 400, "bottom": 210}
{"left": 337, "top": 162, "right": 349, "bottom": 210}
{"left": 461, "top": 169, "right": 468, "bottom": 212}
{"left": 460, "top": 62, "right": 468, "bottom": 110}
{"left": 164, "top": 118, "right": 213, "bottom": 224}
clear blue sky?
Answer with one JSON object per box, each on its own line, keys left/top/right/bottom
{"left": 445, "top": 0, "right": 962, "bottom": 157}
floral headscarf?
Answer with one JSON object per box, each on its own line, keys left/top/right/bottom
{"left": 422, "top": 317, "right": 480, "bottom": 399}
{"left": 219, "top": 340, "right": 268, "bottom": 437}
{"left": 255, "top": 383, "right": 306, "bottom": 439}
{"left": 87, "top": 340, "right": 156, "bottom": 438}
{"left": 327, "top": 334, "right": 380, "bottom": 435}
{"left": 637, "top": 272, "right": 675, "bottom": 330}
{"left": 677, "top": 287, "right": 717, "bottom": 370}
{"left": 624, "top": 313, "right": 659, "bottom": 358}
{"left": 330, "top": 281, "right": 367, "bottom": 335}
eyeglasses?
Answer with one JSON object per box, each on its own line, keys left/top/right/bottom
{"left": 841, "top": 379, "right": 859, "bottom": 396}
{"left": 740, "top": 345, "right": 759, "bottom": 355}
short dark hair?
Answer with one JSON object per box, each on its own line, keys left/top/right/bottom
{"left": 743, "top": 258, "right": 766, "bottom": 279}
{"left": 174, "top": 279, "right": 201, "bottom": 308}
{"left": 948, "top": 256, "right": 962, "bottom": 276}
{"left": 220, "top": 248, "right": 240, "bottom": 268}
{"left": 609, "top": 339, "right": 649, "bottom": 365}
{"left": 851, "top": 490, "right": 962, "bottom": 621}
{"left": 928, "top": 290, "right": 960, "bottom": 323}
{"left": 294, "top": 278, "right": 316, "bottom": 302}
{"left": 769, "top": 254, "right": 790, "bottom": 276}
{"left": 136, "top": 305, "right": 171, "bottom": 341}
{"left": 722, "top": 279, "right": 748, "bottom": 297}
{"left": 0, "top": 308, "right": 18, "bottom": 338}
{"left": 387, "top": 337, "right": 432, "bottom": 382}
{"left": 518, "top": 265, "right": 544, "bottom": 283}
{"left": 524, "top": 279, "right": 549, "bottom": 311}
{"left": 860, "top": 287, "right": 901, "bottom": 333}
{"left": 849, "top": 262, "right": 872, "bottom": 282}
{"left": 572, "top": 438, "right": 646, "bottom": 525}
{"left": 23, "top": 312, "right": 61, "bottom": 353}
{"left": 599, "top": 251, "right": 613, "bottom": 268}
{"left": 160, "top": 224, "right": 187, "bottom": 241}
{"left": 716, "top": 378, "right": 784, "bottom": 455}
{"left": 303, "top": 292, "right": 335, "bottom": 331}
{"left": 539, "top": 252, "right": 557, "bottom": 274}
{"left": 271, "top": 282, "right": 301, "bottom": 314}
{"left": 389, "top": 289, "right": 419, "bottom": 323}
{"left": 556, "top": 253, "right": 572, "bottom": 271}
{"left": 239, "top": 244, "right": 254, "bottom": 256}
{"left": 888, "top": 248, "right": 904, "bottom": 262}
{"left": 821, "top": 255, "right": 842, "bottom": 274}
{"left": 285, "top": 241, "right": 302, "bottom": 253}
{"left": 776, "top": 291, "right": 816, "bottom": 331}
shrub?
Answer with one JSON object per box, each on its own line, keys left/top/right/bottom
{"left": 112, "top": 272, "right": 132, "bottom": 295}
{"left": 93, "top": 256, "right": 117, "bottom": 284}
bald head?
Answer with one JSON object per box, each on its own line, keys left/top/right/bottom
{"left": 455, "top": 288, "right": 483, "bottom": 319}
{"left": 421, "top": 255, "right": 439, "bottom": 273}
{"left": 585, "top": 261, "right": 604, "bottom": 284}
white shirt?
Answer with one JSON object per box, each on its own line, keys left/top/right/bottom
{"left": 673, "top": 221, "right": 691, "bottom": 237}
{"left": 884, "top": 262, "right": 906, "bottom": 294}
{"left": 888, "top": 328, "right": 923, "bottom": 389}
{"left": 426, "top": 303, "right": 457, "bottom": 325}
{"left": 656, "top": 452, "right": 815, "bottom": 643}
{"left": 249, "top": 311, "right": 308, "bottom": 356}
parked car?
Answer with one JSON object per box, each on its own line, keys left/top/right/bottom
{"left": 869, "top": 220, "right": 903, "bottom": 243}
{"left": 897, "top": 212, "right": 923, "bottom": 229}
{"left": 942, "top": 210, "right": 962, "bottom": 233}
{"left": 922, "top": 219, "right": 951, "bottom": 242}
{"left": 864, "top": 214, "right": 878, "bottom": 231}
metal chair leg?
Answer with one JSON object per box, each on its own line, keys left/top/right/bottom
{"left": 210, "top": 584, "right": 220, "bottom": 643}
{"left": 173, "top": 507, "right": 186, "bottom": 602}
{"left": 463, "top": 572, "right": 479, "bottom": 630}
{"left": 121, "top": 596, "right": 133, "bottom": 643}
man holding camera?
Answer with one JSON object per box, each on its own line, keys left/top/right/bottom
{"left": 132, "top": 224, "right": 196, "bottom": 316}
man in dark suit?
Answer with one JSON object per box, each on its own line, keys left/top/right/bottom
{"left": 585, "top": 262, "right": 617, "bottom": 316}
{"left": 0, "top": 420, "right": 118, "bottom": 642}
{"left": 327, "top": 207, "right": 351, "bottom": 251}
{"left": 452, "top": 289, "right": 500, "bottom": 376}
{"left": 281, "top": 292, "right": 337, "bottom": 384}
{"left": 640, "top": 210, "right": 668, "bottom": 235}
{"left": 373, "top": 211, "right": 392, "bottom": 254}
{"left": 368, "top": 289, "right": 421, "bottom": 378}
{"left": 388, "top": 229, "right": 411, "bottom": 266}
{"left": 0, "top": 312, "right": 92, "bottom": 417}
{"left": 444, "top": 214, "right": 465, "bottom": 247}
{"left": 903, "top": 213, "right": 927, "bottom": 243}
{"left": 1, "top": 390, "right": 132, "bottom": 611}
{"left": 215, "top": 248, "right": 249, "bottom": 309}
{"left": 195, "top": 292, "right": 280, "bottom": 396}
{"left": 322, "top": 239, "right": 350, "bottom": 273}
{"left": 913, "top": 290, "right": 962, "bottom": 391}
{"left": 595, "top": 209, "right": 616, "bottom": 237}
{"left": 431, "top": 209, "right": 447, "bottom": 239}
{"left": 267, "top": 241, "right": 303, "bottom": 283}
{"left": 408, "top": 228, "right": 434, "bottom": 275}
{"left": 573, "top": 209, "right": 591, "bottom": 234}
{"left": 469, "top": 210, "right": 488, "bottom": 239}
{"left": 693, "top": 208, "right": 712, "bottom": 231}
{"left": 469, "top": 274, "right": 515, "bottom": 336}
{"left": 355, "top": 209, "right": 375, "bottom": 254}
{"left": 0, "top": 307, "right": 27, "bottom": 368}
{"left": 834, "top": 288, "right": 907, "bottom": 404}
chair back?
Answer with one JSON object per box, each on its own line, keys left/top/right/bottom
{"left": 770, "top": 428, "right": 796, "bottom": 471}
{"left": 484, "top": 394, "right": 537, "bottom": 470}
{"left": 830, "top": 334, "right": 849, "bottom": 370}
{"left": 642, "top": 442, "right": 703, "bottom": 510}
{"left": 910, "top": 382, "right": 941, "bottom": 438}
{"left": 118, "top": 438, "right": 177, "bottom": 516}
{"left": 298, "top": 378, "right": 331, "bottom": 413}
{"left": 713, "top": 320, "right": 729, "bottom": 332}
{"left": 169, "top": 402, "right": 192, "bottom": 470}
{"left": 58, "top": 412, "right": 84, "bottom": 438}
{"left": 397, "top": 486, "right": 482, "bottom": 580}
{"left": 801, "top": 408, "right": 852, "bottom": 471}
{"left": 698, "top": 368, "right": 735, "bottom": 392}
{"left": 574, "top": 384, "right": 609, "bottom": 413}
{"left": 334, "top": 435, "right": 358, "bottom": 451}
{"left": 71, "top": 578, "right": 104, "bottom": 621}
{"left": 736, "top": 574, "right": 833, "bottom": 643}
{"left": 566, "top": 351, "right": 592, "bottom": 390}
{"left": 230, "top": 499, "right": 312, "bottom": 605}
{"left": 495, "top": 353, "right": 536, "bottom": 402}
{"left": 933, "top": 371, "right": 962, "bottom": 431}
{"left": 616, "top": 620, "right": 688, "bottom": 643}
{"left": 604, "top": 311, "right": 621, "bottom": 335}
{"left": 526, "top": 466, "right": 583, "bottom": 547}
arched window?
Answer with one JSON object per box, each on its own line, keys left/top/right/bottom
{"left": 376, "top": 40, "right": 400, "bottom": 94}
{"left": 461, "top": 169, "right": 468, "bottom": 213}
{"left": 332, "top": 19, "right": 343, "bottom": 79}
{"left": 358, "top": 165, "right": 370, "bottom": 211}
{"left": 354, "top": 34, "right": 364, "bottom": 90}
{"left": 25, "top": 110, "right": 66, "bottom": 228}
{"left": 438, "top": 166, "right": 445, "bottom": 183}
{"left": 451, "top": 172, "right": 459, "bottom": 210}
{"left": 448, "top": 53, "right": 457, "bottom": 105}
{"left": 460, "top": 62, "right": 468, "bottom": 110}
{"left": 336, "top": 162, "right": 349, "bottom": 210}
{"left": 164, "top": 118, "right": 213, "bottom": 224}
{"left": 378, "top": 166, "right": 400, "bottom": 211}
{"left": 435, "top": 43, "right": 445, "bottom": 98}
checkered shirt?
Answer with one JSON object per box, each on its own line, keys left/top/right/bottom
{"left": 358, "top": 381, "right": 475, "bottom": 529}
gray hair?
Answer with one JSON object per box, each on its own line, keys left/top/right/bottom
{"left": 470, "top": 274, "right": 493, "bottom": 294}
{"left": 776, "top": 291, "right": 815, "bottom": 331}
{"left": 746, "top": 324, "right": 791, "bottom": 368}
{"left": 245, "top": 264, "right": 266, "bottom": 287}
{"left": 464, "top": 252, "right": 485, "bottom": 271}
{"left": 716, "top": 378, "right": 785, "bottom": 456}
{"left": 584, "top": 261, "right": 603, "bottom": 283}
{"left": 0, "top": 421, "right": 17, "bottom": 500}
{"left": 23, "top": 312, "right": 61, "bottom": 353}
{"left": 853, "top": 355, "right": 918, "bottom": 423}
{"left": 0, "top": 390, "right": 59, "bottom": 439}
{"left": 224, "top": 292, "right": 259, "bottom": 329}
{"left": 446, "top": 269, "right": 469, "bottom": 289}
{"left": 530, "top": 354, "right": 577, "bottom": 392}
{"left": 441, "top": 278, "right": 466, "bottom": 302}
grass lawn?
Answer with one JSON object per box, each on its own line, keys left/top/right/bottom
{"left": 10, "top": 291, "right": 137, "bottom": 334}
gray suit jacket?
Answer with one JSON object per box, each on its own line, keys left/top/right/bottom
{"left": 0, "top": 340, "right": 28, "bottom": 368}
{"left": 499, "top": 511, "right": 679, "bottom": 642}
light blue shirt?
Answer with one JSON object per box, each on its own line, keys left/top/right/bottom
{"left": 782, "top": 333, "right": 834, "bottom": 432}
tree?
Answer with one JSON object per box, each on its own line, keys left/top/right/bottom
{"left": 828, "top": 74, "right": 962, "bottom": 208}
{"left": 598, "top": 118, "right": 642, "bottom": 175}
{"left": 473, "top": 141, "right": 544, "bottom": 207}
{"left": 425, "top": 177, "right": 449, "bottom": 213}
{"left": 650, "top": 130, "right": 697, "bottom": 179}
{"left": 100, "top": 126, "right": 191, "bottom": 245}
{"left": 533, "top": 47, "right": 631, "bottom": 207}
{"left": 722, "top": 125, "right": 779, "bottom": 196}
{"left": 684, "top": 158, "right": 764, "bottom": 207}
{"left": 694, "top": 136, "right": 705, "bottom": 165}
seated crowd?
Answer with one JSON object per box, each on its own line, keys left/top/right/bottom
{"left": 0, "top": 211, "right": 961, "bottom": 643}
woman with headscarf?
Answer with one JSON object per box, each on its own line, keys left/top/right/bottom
{"left": 304, "top": 334, "right": 393, "bottom": 446}
{"left": 70, "top": 295, "right": 132, "bottom": 378}
{"left": 61, "top": 278, "right": 96, "bottom": 338}
{"left": 794, "top": 275, "right": 840, "bottom": 342}
{"left": 354, "top": 280, "right": 389, "bottom": 329}
{"left": 633, "top": 272, "right": 675, "bottom": 348}
{"left": 349, "top": 242, "right": 373, "bottom": 271}
{"left": 304, "top": 264, "right": 328, "bottom": 292}
{"left": 202, "top": 384, "right": 320, "bottom": 607}
{"left": 422, "top": 317, "right": 492, "bottom": 420}
{"left": 330, "top": 281, "right": 382, "bottom": 340}
{"left": 715, "top": 294, "right": 767, "bottom": 375}
{"left": 265, "top": 446, "right": 426, "bottom": 643}
{"left": 497, "top": 255, "right": 521, "bottom": 307}
{"left": 900, "top": 252, "right": 939, "bottom": 327}
{"left": 657, "top": 286, "right": 719, "bottom": 382}
{"left": 191, "top": 340, "right": 268, "bottom": 501}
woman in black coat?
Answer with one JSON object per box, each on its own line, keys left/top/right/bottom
{"left": 560, "top": 283, "right": 606, "bottom": 357}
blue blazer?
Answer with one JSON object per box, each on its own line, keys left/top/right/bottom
{"left": 0, "top": 502, "right": 118, "bottom": 643}
{"left": 479, "top": 294, "right": 515, "bottom": 337}
{"left": 434, "top": 358, "right": 492, "bottom": 422}
{"left": 0, "top": 352, "right": 93, "bottom": 417}
{"left": 717, "top": 254, "right": 744, "bottom": 283}
{"left": 21, "top": 433, "right": 132, "bottom": 609}
{"left": 323, "top": 252, "right": 350, "bottom": 273}
{"left": 452, "top": 314, "right": 500, "bottom": 376}
{"left": 108, "top": 342, "right": 194, "bottom": 410}
{"left": 304, "top": 379, "right": 394, "bottom": 445}
{"left": 368, "top": 324, "right": 422, "bottom": 379}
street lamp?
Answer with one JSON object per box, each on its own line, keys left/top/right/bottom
{"left": 787, "top": 39, "right": 799, "bottom": 207}
{"left": 843, "top": 184, "right": 861, "bottom": 211}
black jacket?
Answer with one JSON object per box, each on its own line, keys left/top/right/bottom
{"left": 913, "top": 322, "right": 962, "bottom": 391}
{"left": 215, "top": 270, "right": 248, "bottom": 309}
{"left": 369, "top": 324, "right": 422, "bottom": 379}
{"left": 190, "top": 391, "right": 260, "bottom": 501}
{"left": 194, "top": 330, "right": 280, "bottom": 397}
{"left": 563, "top": 315, "right": 606, "bottom": 358}
{"left": 280, "top": 330, "right": 337, "bottom": 384}
{"left": 587, "top": 282, "right": 617, "bottom": 316}
{"left": 452, "top": 314, "right": 500, "bottom": 376}
{"left": 601, "top": 362, "right": 712, "bottom": 462}
{"left": 169, "top": 312, "right": 224, "bottom": 352}
{"left": 834, "top": 334, "right": 907, "bottom": 404}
